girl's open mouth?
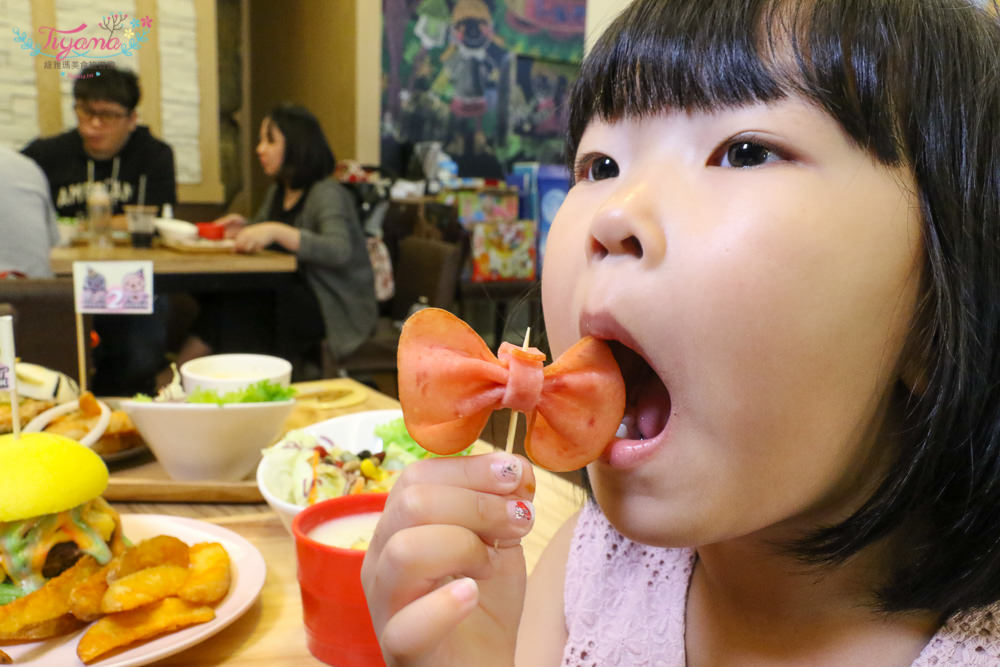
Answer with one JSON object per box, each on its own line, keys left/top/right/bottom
{"left": 603, "top": 340, "right": 672, "bottom": 467}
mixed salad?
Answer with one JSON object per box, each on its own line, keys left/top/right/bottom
{"left": 262, "top": 417, "right": 470, "bottom": 507}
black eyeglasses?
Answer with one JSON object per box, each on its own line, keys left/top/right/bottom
{"left": 74, "top": 103, "right": 129, "bottom": 123}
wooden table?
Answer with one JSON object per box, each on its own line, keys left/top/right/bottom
{"left": 107, "top": 378, "right": 585, "bottom": 665}
{"left": 50, "top": 244, "right": 297, "bottom": 277}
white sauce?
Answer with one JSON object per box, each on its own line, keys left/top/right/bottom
{"left": 308, "top": 511, "right": 382, "bottom": 550}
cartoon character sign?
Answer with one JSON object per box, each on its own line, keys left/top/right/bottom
{"left": 81, "top": 267, "right": 108, "bottom": 309}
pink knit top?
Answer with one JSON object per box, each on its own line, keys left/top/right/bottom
{"left": 562, "top": 501, "right": 1000, "bottom": 666}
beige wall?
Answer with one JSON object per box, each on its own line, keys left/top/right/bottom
{"left": 247, "top": 0, "right": 358, "bottom": 209}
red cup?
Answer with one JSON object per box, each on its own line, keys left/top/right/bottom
{"left": 196, "top": 222, "right": 225, "bottom": 240}
{"left": 292, "top": 493, "right": 388, "bottom": 667}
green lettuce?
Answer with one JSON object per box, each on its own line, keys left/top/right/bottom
{"left": 375, "top": 417, "right": 472, "bottom": 464}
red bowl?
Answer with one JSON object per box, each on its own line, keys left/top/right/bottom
{"left": 291, "top": 493, "right": 388, "bottom": 666}
{"left": 196, "top": 222, "right": 225, "bottom": 240}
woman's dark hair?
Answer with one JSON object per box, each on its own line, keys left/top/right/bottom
{"left": 73, "top": 64, "right": 140, "bottom": 111}
{"left": 570, "top": 0, "right": 1000, "bottom": 617}
{"left": 265, "top": 103, "right": 335, "bottom": 189}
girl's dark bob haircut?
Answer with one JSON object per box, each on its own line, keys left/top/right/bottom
{"left": 265, "top": 103, "right": 335, "bottom": 190}
{"left": 570, "top": 0, "right": 1000, "bottom": 617}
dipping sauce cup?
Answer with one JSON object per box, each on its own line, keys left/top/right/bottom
{"left": 124, "top": 204, "right": 158, "bottom": 248}
{"left": 292, "top": 493, "right": 388, "bottom": 667}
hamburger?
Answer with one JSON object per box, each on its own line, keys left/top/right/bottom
{"left": 0, "top": 432, "right": 124, "bottom": 606}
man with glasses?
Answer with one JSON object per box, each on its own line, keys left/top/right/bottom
{"left": 21, "top": 63, "right": 177, "bottom": 396}
{"left": 22, "top": 63, "right": 176, "bottom": 219}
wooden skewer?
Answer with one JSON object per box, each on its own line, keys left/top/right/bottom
{"left": 504, "top": 327, "right": 531, "bottom": 455}
{"left": 497, "top": 328, "right": 533, "bottom": 550}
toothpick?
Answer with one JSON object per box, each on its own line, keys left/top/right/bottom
{"left": 504, "top": 327, "right": 531, "bottom": 455}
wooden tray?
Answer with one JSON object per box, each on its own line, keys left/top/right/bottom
{"left": 161, "top": 237, "right": 236, "bottom": 253}
{"left": 105, "top": 378, "right": 398, "bottom": 503}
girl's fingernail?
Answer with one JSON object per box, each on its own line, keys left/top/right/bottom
{"left": 450, "top": 577, "right": 478, "bottom": 605}
{"left": 508, "top": 499, "right": 534, "bottom": 524}
{"left": 492, "top": 456, "right": 521, "bottom": 484}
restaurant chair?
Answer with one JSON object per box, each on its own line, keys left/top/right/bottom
{"left": 323, "top": 235, "right": 464, "bottom": 395}
{"left": 0, "top": 278, "right": 92, "bottom": 383}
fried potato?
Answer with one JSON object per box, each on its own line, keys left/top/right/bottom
{"left": 77, "top": 597, "right": 214, "bottom": 664}
{"left": 0, "top": 646, "right": 10, "bottom": 663}
{"left": 101, "top": 565, "right": 189, "bottom": 614}
{"left": 177, "top": 542, "right": 231, "bottom": 605}
{"left": 68, "top": 562, "right": 115, "bottom": 622}
{"left": 7, "top": 614, "right": 85, "bottom": 641}
{"left": 77, "top": 391, "right": 102, "bottom": 417}
{"left": 0, "top": 556, "right": 98, "bottom": 640}
{"left": 107, "top": 535, "right": 189, "bottom": 581}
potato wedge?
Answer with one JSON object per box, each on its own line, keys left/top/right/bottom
{"left": 101, "top": 565, "right": 189, "bottom": 614}
{"left": 0, "top": 556, "right": 98, "bottom": 640}
{"left": 7, "top": 613, "right": 85, "bottom": 641}
{"left": 107, "top": 535, "right": 189, "bottom": 581}
{"left": 68, "top": 561, "right": 115, "bottom": 622}
{"left": 177, "top": 542, "right": 231, "bottom": 606}
{"left": 77, "top": 597, "right": 214, "bottom": 664}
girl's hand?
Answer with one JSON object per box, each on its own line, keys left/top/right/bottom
{"left": 362, "top": 452, "right": 536, "bottom": 666}
{"left": 233, "top": 222, "right": 299, "bottom": 253}
{"left": 212, "top": 212, "right": 247, "bottom": 238}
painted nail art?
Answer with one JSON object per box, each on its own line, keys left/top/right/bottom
{"left": 492, "top": 456, "right": 521, "bottom": 484}
{"left": 509, "top": 499, "right": 534, "bottom": 523}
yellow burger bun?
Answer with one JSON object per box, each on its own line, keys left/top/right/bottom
{"left": 0, "top": 432, "right": 109, "bottom": 522}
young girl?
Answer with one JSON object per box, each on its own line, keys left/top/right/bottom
{"left": 361, "top": 0, "right": 1000, "bottom": 664}
{"left": 177, "top": 104, "right": 377, "bottom": 376}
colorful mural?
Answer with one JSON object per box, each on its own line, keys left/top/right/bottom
{"left": 381, "top": 0, "right": 585, "bottom": 179}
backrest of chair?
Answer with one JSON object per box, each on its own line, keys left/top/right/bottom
{"left": 0, "top": 278, "right": 89, "bottom": 380}
{"left": 390, "top": 236, "right": 463, "bottom": 321}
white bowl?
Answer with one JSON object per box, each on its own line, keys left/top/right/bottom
{"left": 121, "top": 399, "right": 295, "bottom": 481}
{"left": 154, "top": 218, "right": 198, "bottom": 244}
{"left": 257, "top": 408, "right": 402, "bottom": 533}
{"left": 180, "top": 354, "right": 292, "bottom": 395}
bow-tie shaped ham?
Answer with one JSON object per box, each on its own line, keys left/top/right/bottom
{"left": 396, "top": 308, "right": 625, "bottom": 472}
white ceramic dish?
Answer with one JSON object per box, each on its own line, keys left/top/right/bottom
{"left": 154, "top": 218, "right": 198, "bottom": 243}
{"left": 121, "top": 399, "right": 295, "bottom": 481}
{"left": 1, "top": 513, "right": 266, "bottom": 667}
{"left": 257, "top": 408, "right": 403, "bottom": 533}
{"left": 180, "top": 353, "right": 292, "bottom": 395}
{"left": 23, "top": 398, "right": 111, "bottom": 448}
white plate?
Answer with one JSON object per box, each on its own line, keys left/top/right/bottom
{"left": 23, "top": 399, "right": 112, "bottom": 449}
{"left": 2, "top": 514, "right": 267, "bottom": 666}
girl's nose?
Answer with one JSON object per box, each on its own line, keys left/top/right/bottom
{"left": 587, "top": 180, "right": 667, "bottom": 265}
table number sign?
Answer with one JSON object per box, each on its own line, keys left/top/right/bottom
{"left": 72, "top": 260, "right": 154, "bottom": 315}
{"left": 0, "top": 315, "right": 21, "bottom": 436}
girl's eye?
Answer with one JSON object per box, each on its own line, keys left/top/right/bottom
{"left": 717, "top": 140, "right": 783, "bottom": 168}
{"left": 575, "top": 154, "right": 620, "bottom": 182}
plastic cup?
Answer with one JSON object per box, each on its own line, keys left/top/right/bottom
{"left": 124, "top": 204, "right": 157, "bottom": 248}
{"left": 292, "top": 493, "right": 388, "bottom": 667}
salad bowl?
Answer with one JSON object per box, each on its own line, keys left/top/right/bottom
{"left": 121, "top": 379, "right": 296, "bottom": 481}
{"left": 257, "top": 409, "right": 431, "bottom": 533}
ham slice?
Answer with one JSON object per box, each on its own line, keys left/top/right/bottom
{"left": 396, "top": 308, "right": 625, "bottom": 471}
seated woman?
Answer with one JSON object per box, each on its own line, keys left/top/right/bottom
{"left": 176, "top": 104, "right": 377, "bottom": 379}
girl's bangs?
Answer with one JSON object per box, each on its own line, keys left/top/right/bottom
{"left": 569, "top": 0, "right": 910, "bottom": 166}
{"left": 575, "top": 0, "right": 786, "bottom": 120}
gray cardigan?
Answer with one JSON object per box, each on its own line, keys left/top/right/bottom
{"left": 253, "top": 179, "right": 377, "bottom": 359}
